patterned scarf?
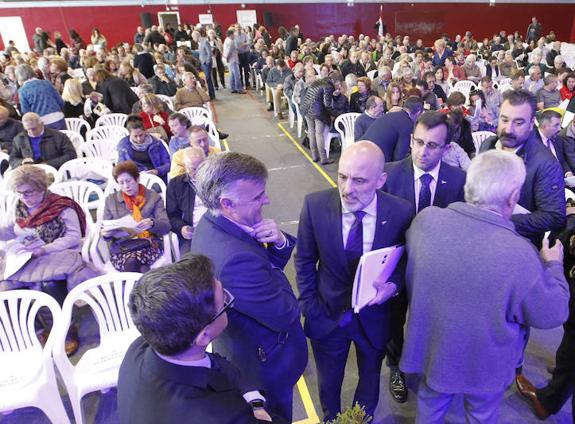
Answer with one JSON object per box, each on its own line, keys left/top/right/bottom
{"left": 15, "top": 191, "right": 87, "bottom": 243}
{"left": 121, "top": 184, "right": 151, "bottom": 239}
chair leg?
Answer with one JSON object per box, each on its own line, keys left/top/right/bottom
{"left": 68, "top": 389, "right": 85, "bottom": 424}
{"left": 36, "top": 382, "right": 72, "bottom": 424}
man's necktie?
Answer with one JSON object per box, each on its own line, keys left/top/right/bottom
{"left": 344, "top": 210, "right": 366, "bottom": 270}
{"left": 418, "top": 173, "right": 433, "bottom": 213}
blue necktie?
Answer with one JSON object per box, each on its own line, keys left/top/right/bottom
{"left": 418, "top": 173, "right": 433, "bottom": 213}
{"left": 344, "top": 210, "right": 366, "bottom": 269}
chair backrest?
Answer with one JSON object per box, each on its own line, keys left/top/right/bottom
{"left": 3, "top": 163, "right": 59, "bottom": 189}
{"left": 60, "top": 130, "right": 85, "bottom": 156}
{"left": 51, "top": 273, "right": 142, "bottom": 378}
{"left": 79, "top": 140, "right": 119, "bottom": 164}
{"left": 367, "top": 70, "right": 377, "bottom": 80}
{"left": 86, "top": 125, "right": 129, "bottom": 144}
{"left": 0, "top": 190, "right": 18, "bottom": 227}
{"left": 49, "top": 180, "right": 104, "bottom": 214}
{"left": 95, "top": 113, "right": 128, "bottom": 128}
{"left": 566, "top": 188, "right": 574, "bottom": 202}
{"left": 334, "top": 113, "right": 362, "bottom": 151}
{"left": 563, "top": 111, "right": 574, "bottom": 129}
{"left": 0, "top": 290, "right": 61, "bottom": 355}
{"left": 65, "top": 117, "right": 91, "bottom": 135}
{"left": 180, "top": 106, "right": 213, "bottom": 122}
{"left": 452, "top": 81, "right": 477, "bottom": 104}
{"left": 156, "top": 94, "right": 175, "bottom": 111}
{"left": 56, "top": 157, "right": 113, "bottom": 184}
{"left": 472, "top": 131, "right": 496, "bottom": 154}
{"left": 187, "top": 115, "right": 221, "bottom": 150}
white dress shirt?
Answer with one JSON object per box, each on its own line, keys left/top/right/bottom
{"left": 413, "top": 161, "right": 441, "bottom": 212}
{"left": 342, "top": 194, "right": 378, "bottom": 254}
{"left": 538, "top": 129, "right": 558, "bottom": 160}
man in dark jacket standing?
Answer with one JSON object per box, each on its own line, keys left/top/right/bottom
{"left": 95, "top": 69, "right": 139, "bottom": 114}
{"left": 479, "top": 89, "right": 565, "bottom": 245}
{"left": 285, "top": 27, "right": 299, "bottom": 56}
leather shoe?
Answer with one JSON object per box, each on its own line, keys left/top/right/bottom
{"left": 515, "top": 374, "right": 550, "bottom": 419}
{"left": 389, "top": 367, "right": 408, "bottom": 403}
{"left": 267, "top": 104, "right": 274, "bottom": 111}
{"left": 320, "top": 158, "right": 334, "bottom": 165}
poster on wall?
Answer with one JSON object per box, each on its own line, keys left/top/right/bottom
{"left": 236, "top": 10, "right": 257, "bottom": 28}
{"left": 199, "top": 14, "right": 214, "bottom": 25}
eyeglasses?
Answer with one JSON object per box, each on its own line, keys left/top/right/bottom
{"left": 206, "top": 288, "right": 235, "bottom": 326}
{"left": 16, "top": 188, "right": 40, "bottom": 198}
{"left": 412, "top": 138, "right": 446, "bottom": 151}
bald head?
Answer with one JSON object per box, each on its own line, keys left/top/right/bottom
{"left": 338, "top": 141, "right": 386, "bottom": 212}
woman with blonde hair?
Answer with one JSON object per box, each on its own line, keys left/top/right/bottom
{"left": 61, "top": 78, "right": 85, "bottom": 118}
{"left": 139, "top": 93, "right": 171, "bottom": 141}
{"left": 385, "top": 81, "right": 403, "bottom": 112}
{"left": 432, "top": 38, "right": 453, "bottom": 67}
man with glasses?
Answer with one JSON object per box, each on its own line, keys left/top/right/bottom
{"left": 9, "top": 112, "right": 76, "bottom": 170}
{"left": 189, "top": 152, "right": 307, "bottom": 423}
{"left": 118, "top": 255, "right": 275, "bottom": 423}
{"left": 382, "top": 111, "right": 466, "bottom": 404}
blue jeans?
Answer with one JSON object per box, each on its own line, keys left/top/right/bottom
{"left": 201, "top": 62, "right": 216, "bottom": 100}
{"left": 228, "top": 61, "right": 243, "bottom": 92}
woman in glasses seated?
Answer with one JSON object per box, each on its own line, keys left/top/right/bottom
{"left": 101, "top": 160, "right": 170, "bottom": 273}
{"left": 0, "top": 165, "right": 99, "bottom": 355}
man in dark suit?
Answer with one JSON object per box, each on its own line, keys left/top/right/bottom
{"left": 118, "top": 255, "right": 274, "bottom": 424}
{"left": 188, "top": 152, "right": 308, "bottom": 423}
{"left": 383, "top": 111, "right": 466, "bottom": 403}
{"left": 362, "top": 96, "right": 424, "bottom": 162}
{"left": 295, "top": 141, "right": 412, "bottom": 421}
{"left": 534, "top": 109, "right": 574, "bottom": 177}
{"left": 479, "top": 89, "right": 565, "bottom": 246}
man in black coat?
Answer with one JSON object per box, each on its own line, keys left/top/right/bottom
{"left": 284, "top": 27, "right": 299, "bottom": 56}
{"left": 295, "top": 141, "right": 412, "bottom": 421}
{"left": 166, "top": 147, "right": 206, "bottom": 255}
{"left": 149, "top": 64, "right": 178, "bottom": 97}
{"left": 118, "top": 256, "right": 275, "bottom": 424}
{"left": 96, "top": 69, "right": 139, "bottom": 114}
{"left": 479, "top": 90, "right": 565, "bottom": 245}
{"left": 133, "top": 44, "right": 156, "bottom": 79}
{"left": 534, "top": 109, "right": 574, "bottom": 177}
{"left": 188, "top": 152, "right": 308, "bottom": 423}
{"left": 340, "top": 51, "right": 367, "bottom": 78}
{"left": 0, "top": 106, "right": 23, "bottom": 154}
{"left": 362, "top": 96, "right": 424, "bottom": 162}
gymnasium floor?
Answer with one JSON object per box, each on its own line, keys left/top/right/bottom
{"left": 2, "top": 88, "right": 572, "bottom": 424}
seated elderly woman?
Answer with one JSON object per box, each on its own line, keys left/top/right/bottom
{"left": 102, "top": 161, "right": 170, "bottom": 273}
{"left": 0, "top": 165, "right": 100, "bottom": 354}
{"left": 117, "top": 115, "right": 171, "bottom": 182}
{"left": 349, "top": 76, "right": 376, "bottom": 113}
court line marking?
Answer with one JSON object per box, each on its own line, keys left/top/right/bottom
{"left": 222, "top": 126, "right": 320, "bottom": 424}
{"left": 277, "top": 123, "right": 337, "bottom": 189}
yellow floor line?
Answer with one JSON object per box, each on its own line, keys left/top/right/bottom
{"left": 277, "top": 123, "right": 337, "bottom": 188}
{"left": 293, "top": 375, "right": 320, "bottom": 424}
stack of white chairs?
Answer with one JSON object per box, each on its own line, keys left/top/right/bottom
{"left": 95, "top": 113, "right": 128, "bottom": 128}
{"left": 52, "top": 273, "right": 142, "bottom": 424}
{"left": 0, "top": 290, "right": 71, "bottom": 424}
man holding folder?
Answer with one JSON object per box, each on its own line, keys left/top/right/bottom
{"left": 295, "top": 141, "right": 412, "bottom": 421}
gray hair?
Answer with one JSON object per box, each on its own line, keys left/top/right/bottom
{"left": 15, "top": 64, "right": 36, "bottom": 83}
{"left": 194, "top": 152, "right": 268, "bottom": 214}
{"left": 464, "top": 150, "right": 526, "bottom": 209}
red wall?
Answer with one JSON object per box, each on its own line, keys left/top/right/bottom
{"left": 0, "top": 2, "right": 573, "bottom": 50}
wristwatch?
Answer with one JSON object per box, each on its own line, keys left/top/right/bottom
{"left": 249, "top": 399, "right": 266, "bottom": 411}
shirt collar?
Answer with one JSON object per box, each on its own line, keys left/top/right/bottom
{"left": 341, "top": 192, "right": 378, "bottom": 217}
{"left": 412, "top": 160, "right": 441, "bottom": 182}
{"left": 223, "top": 215, "right": 256, "bottom": 237}
{"left": 538, "top": 128, "right": 548, "bottom": 144}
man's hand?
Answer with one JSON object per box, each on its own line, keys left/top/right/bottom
{"left": 253, "top": 409, "right": 272, "bottom": 422}
{"left": 540, "top": 238, "right": 563, "bottom": 264}
{"left": 367, "top": 280, "right": 397, "bottom": 306}
{"left": 181, "top": 225, "right": 194, "bottom": 240}
{"left": 253, "top": 219, "right": 286, "bottom": 246}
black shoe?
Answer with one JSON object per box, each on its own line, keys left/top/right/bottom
{"left": 320, "top": 158, "right": 334, "bottom": 165}
{"left": 219, "top": 132, "right": 229, "bottom": 140}
{"left": 389, "top": 367, "right": 408, "bottom": 403}
{"left": 231, "top": 90, "right": 238, "bottom": 93}
{"left": 267, "top": 104, "right": 274, "bottom": 111}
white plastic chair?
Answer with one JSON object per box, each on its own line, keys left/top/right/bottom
{"left": 334, "top": 113, "right": 361, "bottom": 151}
{"left": 79, "top": 140, "right": 120, "bottom": 165}
{"left": 284, "top": 95, "right": 296, "bottom": 129}
{"left": 184, "top": 115, "right": 221, "bottom": 150}
{"left": 56, "top": 157, "right": 113, "bottom": 184}
{"left": 52, "top": 273, "right": 142, "bottom": 424}
{"left": 0, "top": 191, "right": 17, "bottom": 249}
{"left": 60, "top": 129, "right": 85, "bottom": 156}
{"left": 324, "top": 129, "right": 340, "bottom": 160}
{"left": 472, "top": 131, "right": 496, "bottom": 154}
{"left": 255, "top": 74, "right": 264, "bottom": 93}
{"left": 50, "top": 180, "right": 104, "bottom": 214}
{"left": 100, "top": 173, "right": 167, "bottom": 217}
{"left": 95, "top": 113, "right": 128, "bottom": 128}
{"left": 65, "top": 117, "right": 90, "bottom": 136}
{"left": 180, "top": 106, "right": 213, "bottom": 122}
{"left": 156, "top": 94, "right": 175, "bottom": 111}
{"left": 452, "top": 80, "right": 477, "bottom": 104}
{"left": 565, "top": 188, "right": 574, "bottom": 202}
{"left": 563, "top": 111, "right": 574, "bottom": 129}
{"left": 0, "top": 290, "right": 71, "bottom": 424}
{"left": 293, "top": 98, "right": 304, "bottom": 138}
{"left": 86, "top": 125, "right": 128, "bottom": 144}
{"left": 3, "top": 164, "right": 59, "bottom": 189}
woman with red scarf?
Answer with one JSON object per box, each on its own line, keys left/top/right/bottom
{"left": 0, "top": 165, "right": 100, "bottom": 355}
{"left": 102, "top": 161, "right": 170, "bottom": 273}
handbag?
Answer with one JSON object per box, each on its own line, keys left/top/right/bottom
{"left": 109, "top": 238, "right": 151, "bottom": 255}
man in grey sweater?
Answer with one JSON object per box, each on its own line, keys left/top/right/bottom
{"left": 400, "top": 150, "right": 570, "bottom": 424}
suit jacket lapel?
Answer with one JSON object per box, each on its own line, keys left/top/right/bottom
{"left": 372, "top": 191, "right": 391, "bottom": 249}
{"left": 434, "top": 163, "right": 449, "bottom": 208}
{"left": 207, "top": 213, "right": 261, "bottom": 249}
{"left": 400, "top": 158, "right": 416, "bottom": 207}
{"left": 328, "top": 190, "right": 348, "bottom": 268}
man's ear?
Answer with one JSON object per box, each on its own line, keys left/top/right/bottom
{"left": 193, "top": 327, "right": 212, "bottom": 349}
{"left": 220, "top": 197, "right": 233, "bottom": 211}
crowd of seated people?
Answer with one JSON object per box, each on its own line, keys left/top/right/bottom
{"left": 0, "top": 16, "right": 574, "bottom": 424}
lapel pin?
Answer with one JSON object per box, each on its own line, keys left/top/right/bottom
{"left": 441, "top": 180, "right": 447, "bottom": 184}
{"left": 381, "top": 220, "right": 388, "bottom": 225}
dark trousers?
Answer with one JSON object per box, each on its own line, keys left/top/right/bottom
{"left": 386, "top": 290, "right": 408, "bottom": 367}
{"left": 238, "top": 52, "right": 251, "bottom": 88}
{"left": 537, "top": 329, "right": 575, "bottom": 420}
{"left": 201, "top": 62, "right": 216, "bottom": 100}
{"left": 213, "top": 55, "right": 226, "bottom": 88}
{"left": 310, "top": 314, "right": 385, "bottom": 421}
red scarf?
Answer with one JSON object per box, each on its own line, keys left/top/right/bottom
{"left": 16, "top": 191, "right": 87, "bottom": 237}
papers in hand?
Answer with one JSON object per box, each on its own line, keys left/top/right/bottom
{"left": 102, "top": 215, "right": 139, "bottom": 231}
{"left": 3, "top": 231, "right": 45, "bottom": 279}
{"left": 351, "top": 245, "right": 404, "bottom": 313}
